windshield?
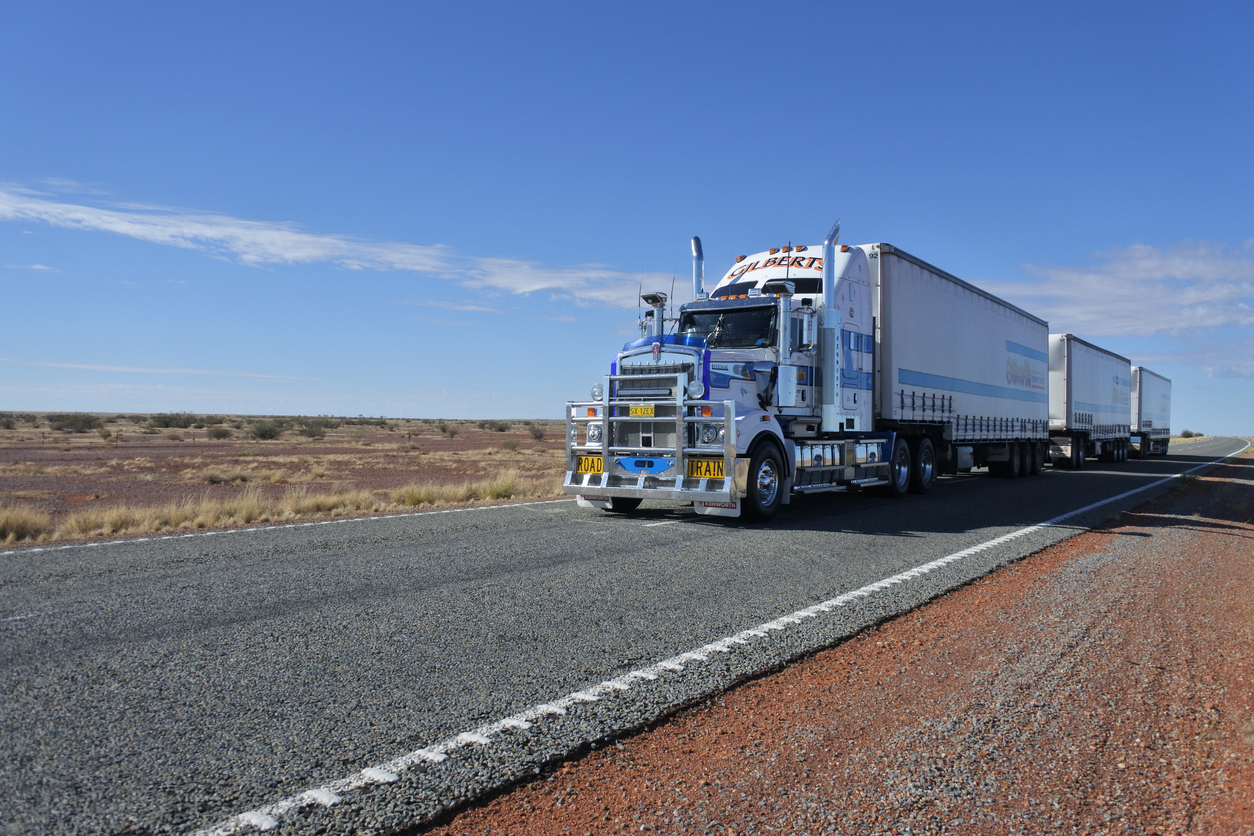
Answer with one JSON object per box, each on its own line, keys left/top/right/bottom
{"left": 679, "top": 306, "right": 777, "bottom": 349}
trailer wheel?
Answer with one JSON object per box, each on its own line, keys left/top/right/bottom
{"left": 882, "top": 437, "right": 912, "bottom": 497}
{"left": 1001, "top": 443, "right": 1021, "bottom": 479}
{"left": 607, "top": 497, "right": 642, "bottom": 513}
{"left": 1073, "top": 443, "right": 1085, "bottom": 469}
{"left": 908, "top": 437, "right": 936, "bottom": 494}
{"left": 1029, "top": 442, "right": 1044, "bottom": 475}
{"left": 743, "top": 445, "right": 783, "bottom": 523}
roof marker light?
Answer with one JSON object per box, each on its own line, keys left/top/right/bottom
{"left": 840, "top": 245, "right": 850, "bottom": 252}
{"left": 736, "top": 255, "right": 746, "bottom": 263}
{"left": 769, "top": 248, "right": 780, "bottom": 255}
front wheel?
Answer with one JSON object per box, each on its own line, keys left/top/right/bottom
{"left": 743, "top": 445, "right": 783, "bottom": 523}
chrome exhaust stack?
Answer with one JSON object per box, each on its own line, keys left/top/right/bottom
{"left": 820, "top": 220, "right": 841, "bottom": 432}
{"left": 691, "top": 236, "right": 706, "bottom": 300}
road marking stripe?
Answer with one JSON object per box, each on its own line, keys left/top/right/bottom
{"left": 191, "top": 441, "right": 1251, "bottom": 835}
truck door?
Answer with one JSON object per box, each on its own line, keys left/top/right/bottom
{"left": 839, "top": 278, "right": 873, "bottom": 427}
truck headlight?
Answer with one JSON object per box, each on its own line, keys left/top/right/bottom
{"left": 686, "top": 380, "right": 705, "bottom": 399}
{"left": 587, "top": 422, "right": 603, "bottom": 444}
{"left": 700, "top": 423, "right": 722, "bottom": 445}
{"left": 591, "top": 382, "right": 604, "bottom": 400}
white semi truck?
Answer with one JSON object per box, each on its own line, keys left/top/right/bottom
{"left": 1131, "top": 366, "right": 1172, "bottom": 457}
{"left": 563, "top": 221, "right": 1051, "bottom": 521}
{"left": 1047, "top": 334, "right": 1132, "bottom": 468}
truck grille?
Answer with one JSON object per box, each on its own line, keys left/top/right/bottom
{"left": 616, "top": 362, "right": 694, "bottom": 400}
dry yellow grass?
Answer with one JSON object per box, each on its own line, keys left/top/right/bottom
{"left": 391, "top": 469, "right": 558, "bottom": 507}
{"left": 1, "top": 505, "right": 52, "bottom": 544}
{"left": 0, "top": 470, "right": 563, "bottom": 544}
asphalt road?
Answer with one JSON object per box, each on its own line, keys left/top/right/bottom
{"left": 0, "top": 436, "right": 1246, "bottom": 835}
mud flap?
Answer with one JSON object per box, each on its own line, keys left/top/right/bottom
{"left": 576, "top": 495, "right": 613, "bottom": 509}
{"left": 694, "top": 499, "right": 741, "bottom": 517}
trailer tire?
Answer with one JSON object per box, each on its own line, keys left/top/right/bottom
{"left": 1029, "top": 442, "right": 1044, "bottom": 475}
{"left": 1000, "top": 443, "right": 1020, "bottom": 479}
{"left": 1073, "top": 443, "right": 1085, "bottom": 469}
{"left": 743, "top": 445, "right": 783, "bottom": 523}
{"left": 607, "top": 497, "right": 642, "bottom": 513}
{"left": 882, "top": 437, "right": 912, "bottom": 498}
{"left": 908, "top": 437, "right": 937, "bottom": 494}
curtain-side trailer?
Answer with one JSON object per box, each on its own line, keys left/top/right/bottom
{"left": 1047, "top": 334, "right": 1132, "bottom": 468}
{"left": 869, "top": 244, "right": 1050, "bottom": 480}
{"left": 1131, "top": 366, "right": 1172, "bottom": 457}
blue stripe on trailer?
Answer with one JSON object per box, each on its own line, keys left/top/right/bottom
{"left": 1006, "top": 341, "right": 1048, "bottom": 363}
{"left": 898, "top": 368, "right": 1048, "bottom": 404}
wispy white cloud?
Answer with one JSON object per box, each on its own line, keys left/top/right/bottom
{"left": 0, "top": 185, "right": 452, "bottom": 272}
{"left": 983, "top": 241, "right": 1254, "bottom": 379}
{"left": 984, "top": 241, "right": 1254, "bottom": 338}
{"left": 425, "top": 300, "right": 503, "bottom": 314}
{"left": 5, "top": 263, "right": 58, "bottom": 271}
{"left": 0, "top": 184, "right": 666, "bottom": 307}
{"left": 0, "top": 357, "right": 313, "bottom": 381}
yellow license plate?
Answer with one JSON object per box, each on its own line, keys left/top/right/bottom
{"left": 628, "top": 404, "right": 655, "bottom": 418}
{"left": 575, "top": 455, "right": 604, "bottom": 474}
{"left": 687, "top": 458, "right": 725, "bottom": 478}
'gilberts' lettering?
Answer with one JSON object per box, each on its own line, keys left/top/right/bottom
{"left": 726, "top": 256, "right": 823, "bottom": 281}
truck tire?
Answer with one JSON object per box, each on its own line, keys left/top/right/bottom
{"left": 882, "top": 437, "right": 911, "bottom": 498}
{"left": 1001, "top": 443, "right": 1021, "bottom": 479}
{"left": 1029, "top": 442, "right": 1044, "bottom": 475}
{"left": 908, "top": 437, "right": 936, "bottom": 494}
{"left": 1073, "top": 444, "right": 1085, "bottom": 469}
{"left": 607, "top": 497, "right": 642, "bottom": 513}
{"left": 743, "top": 445, "right": 783, "bottom": 523}
{"left": 1017, "top": 442, "right": 1031, "bottom": 477}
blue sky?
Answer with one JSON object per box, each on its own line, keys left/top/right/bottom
{"left": 2, "top": 1, "right": 1252, "bottom": 434}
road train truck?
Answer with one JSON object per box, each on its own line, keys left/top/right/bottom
{"left": 563, "top": 221, "right": 1051, "bottom": 522}
{"left": 1047, "top": 334, "right": 1132, "bottom": 468}
{"left": 1131, "top": 366, "right": 1172, "bottom": 457}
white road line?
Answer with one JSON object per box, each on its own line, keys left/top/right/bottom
{"left": 0, "top": 498, "right": 575, "bottom": 557}
{"left": 187, "top": 441, "right": 1249, "bottom": 835}
{"left": 643, "top": 517, "right": 697, "bottom": 527}
{"left": 2, "top": 612, "right": 44, "bottom": 623}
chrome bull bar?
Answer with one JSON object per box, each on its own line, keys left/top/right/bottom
{"left": 564, "top": 371, "right": 742, "bottom": 502}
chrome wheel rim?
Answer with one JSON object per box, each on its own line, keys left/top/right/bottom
{"left": 893, "top": 448, "right": 909, "bottom": 489}
{"left": 755, "top": 460, "right": 779, "bottom": 506}
{"left": 919, "top": 448, "right": 934, "bottom": 484}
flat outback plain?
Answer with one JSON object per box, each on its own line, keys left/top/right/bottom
{"left": 0, "top": 412, "right": 566, "bottom": 544}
